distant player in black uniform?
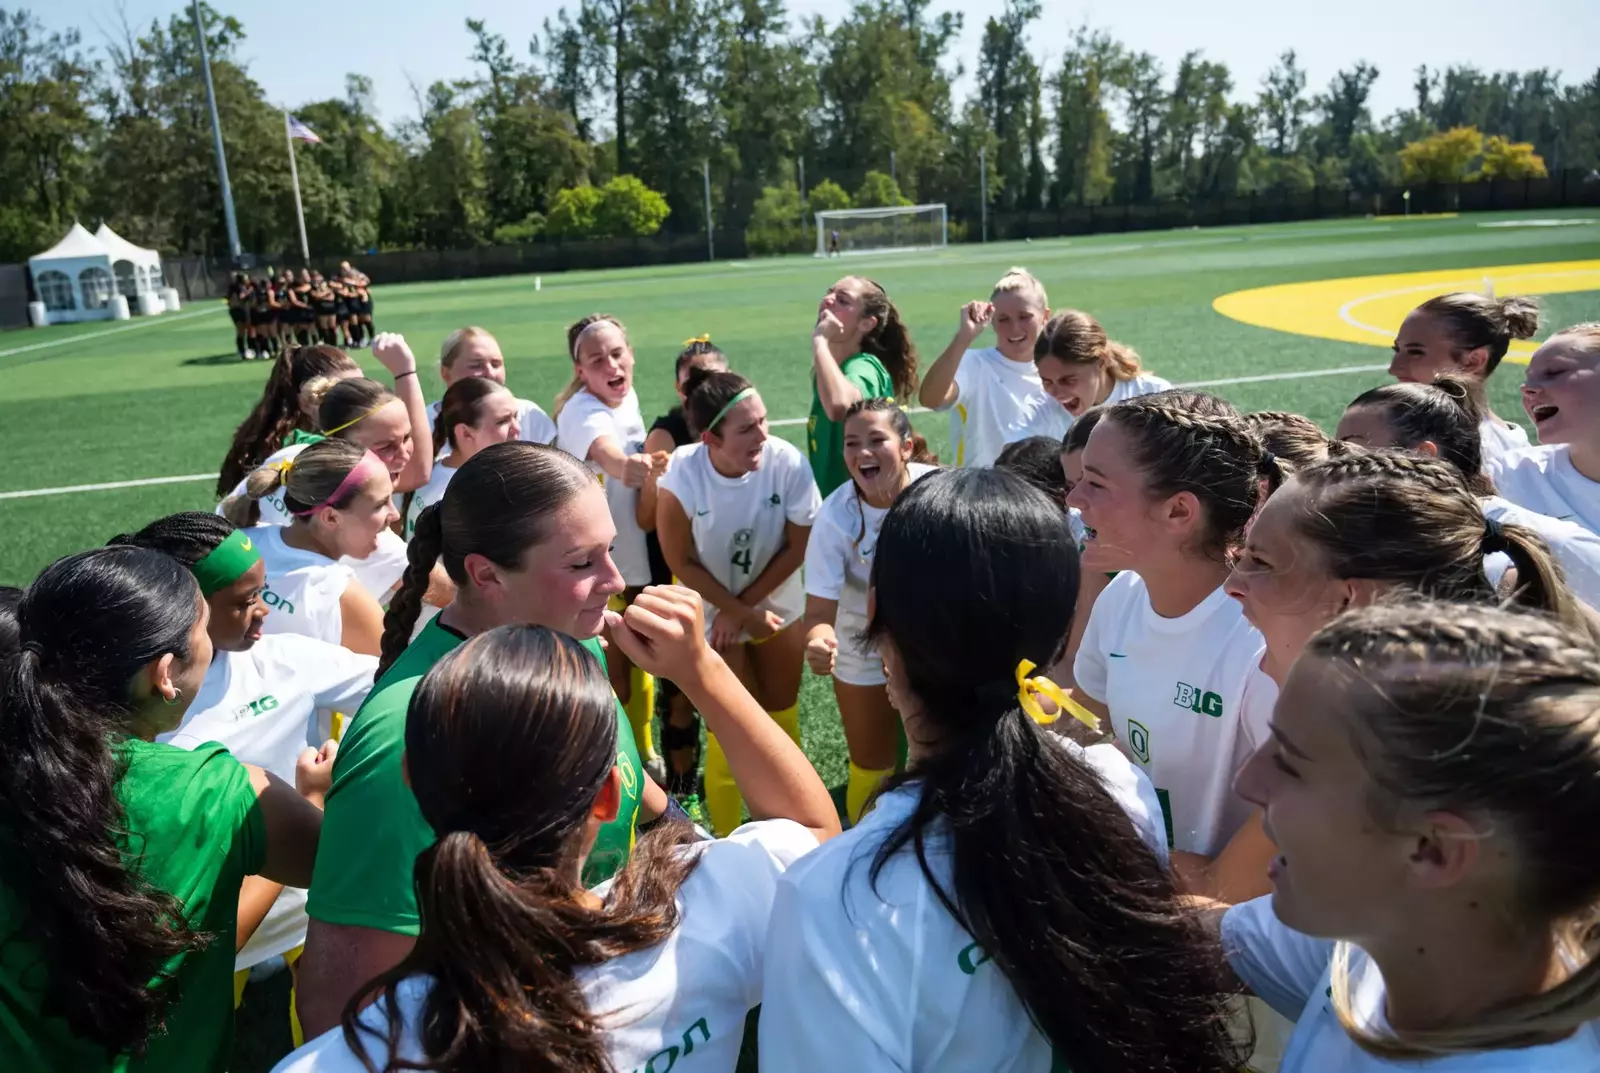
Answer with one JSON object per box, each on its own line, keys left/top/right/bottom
{"left": 226, "top": 272, "right": 251, "bottom": 360}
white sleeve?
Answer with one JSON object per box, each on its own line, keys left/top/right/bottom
{"left": 1070, "top": 740, "right": 1169, "bottom": 868}
{"left": 1072, "top": 575, "right": 1123, "bottom": 704}
{"left": 697, "top": 820, "right": 818, "bottom": 1007}
{"left": 556, "top": 396, "right": 614, "bottom": 465}
{"left": 804, "top": 510, "right": 850, "bottom": 601}
{"left": 759, "top": 868, "right": 907, "bottom": 1072}
{"left": 656, "top": 451, "right": 694, "bottom": 508}
{"left": 784, "top": 451, "right": 823, "bottom": 526}
{"left": 518, "top": 402, "right": 559, "bottom": 447}
{"left": 1222, "top": 896, "right": 1333, "bottom": 1022}
{"left": 344, "top": 530, "right": 408, "bottom": 605}
{"left": 940, "top": 351, "right": 979, "bottom": 411}
{"left": 304, "top": 641, "right": 379, "bottom": 715}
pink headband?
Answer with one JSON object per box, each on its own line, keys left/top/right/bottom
{"left": 291, "top": 450, "right": 384, "bottom": 517}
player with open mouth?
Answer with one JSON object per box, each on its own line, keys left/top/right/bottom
{"left": 1031, "top": 308, "right": 1171, "bottom": 437}
{"left": 1491, "top": 322, "right": 1600, "bottom": 538}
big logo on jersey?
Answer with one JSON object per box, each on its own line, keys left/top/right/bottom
{"left": 1173, "top": 681, "right": 1224, "bottom": 717}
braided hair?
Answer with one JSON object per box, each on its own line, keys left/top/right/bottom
{"left": 1288, "top": 450, "right": 1590, "bottom": 632}
{"left": 1343, "top": 375, "right": 1492, "bottom": 495}
{"left": 217, "top": 344, "right": 358, "bottom": 495}
{"left": 1102, "top": 391, "right": 1283, "bottom": 560}
{"left": 108, "top": 512, "right": 234, "bottom": 566}
{"left": 1304, "top": 599, "right": 1600, "bottom": 1059}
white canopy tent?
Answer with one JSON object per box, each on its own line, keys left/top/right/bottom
{"left": 26, "top": 223, "right": 176, "bottom": 325}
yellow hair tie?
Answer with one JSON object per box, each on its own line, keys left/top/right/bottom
{"left": 271, "top": 458, "right": 296, "bottom": 478}
{"left": 682, "top": 333, "right": 711, "bottom": 346}
{"left": 322, "top": 401, "right": 390, "bottom": 438}
{"left": 1015, "top": 659, "right": 1101, "bottom": 733}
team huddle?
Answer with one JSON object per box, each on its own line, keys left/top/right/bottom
{"left": 3, "top": 266, "right": 1600, "bottom": 1073}
{"left": 226, "top": 262, "right": 376, "bottom": 361}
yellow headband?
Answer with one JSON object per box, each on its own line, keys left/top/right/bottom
{"left": 683, "top": 333, "right": 711, "bottom": 346}
{"left": 1015, "top": 660, "right": 1101, "bottom": 733}
{"left": 322, "top": 399, "right": 392, "bottom": 438}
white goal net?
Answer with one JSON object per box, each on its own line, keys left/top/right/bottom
{"left": 814, "top": 204, "right": 948, "bottom": 257}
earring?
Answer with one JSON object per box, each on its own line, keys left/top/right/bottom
{"left": 162, "top": 687, "right": 183, "bottom": 707}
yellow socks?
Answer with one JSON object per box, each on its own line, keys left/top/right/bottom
{"left": 703, "top": 705, "right": 804, "bottom": 837}
{"left": 623, "top": 665, "right": 657, "bottom": 759}
{"left": 846, "top": 761, "right": 894, "bottom": 826}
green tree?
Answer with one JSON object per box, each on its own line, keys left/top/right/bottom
{"left": 854, "top": 169, "right": 908, "bottom": 206}
{"left": 745, "top": 179, "right": 805, "bottom": 254}
{"left": 0, "top": 10, "right": 99, "bottom": 260}
{"left": 1480, "top": 134, "right": 1548, "bottom": 180}
{"left": 1258, "top": 49, "right": 1310, "bottom": 157}
{"left": 807, "top": 178, "right": 852, "bottom": 213}
{"left": 596, "top": 173, "right": 670, "bottom": 234}
{"left": 1399, "top": 124, "right": 1483, "bottom": 184}
{"left": 1052, "top": 25, "right": 1122, "bottom": 206}
{"left": 546, "top": 182, "right": 605, "bottom": 236}
{"left": 628, "top": 0, "right": 715, "bottom": 228}
{"left": 976, "top": 0, "right": 1040, "bottom": 211}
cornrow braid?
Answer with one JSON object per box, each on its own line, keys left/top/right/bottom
{"left": 107, "top": 512, "right": 234, "bottom": 566}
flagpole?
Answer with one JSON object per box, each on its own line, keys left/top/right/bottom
{"left": 284, "top": 109, "right": 310, "bottom": 265}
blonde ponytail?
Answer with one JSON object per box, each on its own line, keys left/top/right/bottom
{"left": 220, "top": 465, "right": 287, "bottom": 527}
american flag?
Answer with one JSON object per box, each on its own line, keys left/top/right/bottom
{"left": 287, "top": 115, "right": 322, "bottom": 144}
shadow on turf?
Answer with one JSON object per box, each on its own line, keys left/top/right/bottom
{"left": 181, "top": 353, "right": 259, "bottom": 367}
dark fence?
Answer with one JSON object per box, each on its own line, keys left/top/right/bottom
{"left": 7, "top": 170, "right": 1598, "bottom": 328}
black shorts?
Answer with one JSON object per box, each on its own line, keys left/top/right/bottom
{"left": 314, "top": 301, "right": 337, "bottom": 318}
{"left": 229, "top": 306, "right": 247, "bottom": 325}
{"left": 335, "top": 300, "right": 350, "bottom": 318}
{"left": 355, "top": 299, "right": 372, "bottom": 317}
{"left": 248, "top": 309, "right": 275, "bottom": 327}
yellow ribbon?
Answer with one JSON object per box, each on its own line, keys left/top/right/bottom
{"left": 270, "top": 458, "right": 296, "bottom": 478}
{"left": 1015, "top": 659, "right": 1101, "bottom": 733}
{"left": 682, "top": 333, "right": 711, "bottom": 346}
{"left": 321, "top": 401, "right": 390, "bottom": 438}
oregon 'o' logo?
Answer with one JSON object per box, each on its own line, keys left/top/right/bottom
{"left": 1127, "top": 719, "right": 1151, "bottom": 765}
{"left": 733, "top": 528, "right": 754, "bottom": 548}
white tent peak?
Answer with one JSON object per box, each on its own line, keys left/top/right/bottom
{"left": 35, "top": 222, "right": 109, "bottom": 260}
{"left": 94, "top": 222, "right": 158, "bottom": 261}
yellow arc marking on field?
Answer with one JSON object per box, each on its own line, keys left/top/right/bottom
{"left": 1213, "top": 259, "right": 1600, "bottom": 366}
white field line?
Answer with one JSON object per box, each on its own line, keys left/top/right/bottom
{"left": 0, "top": 361, "right": 1396, "bottom": 501}
{"left": 0, "top": 307, "right": 219, "bottom": 359}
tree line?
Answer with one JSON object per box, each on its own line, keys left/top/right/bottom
{"left": 2, "top": 0, "right": 1597, "bottom": 263}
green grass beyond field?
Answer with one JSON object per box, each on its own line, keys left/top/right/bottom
{"left": 4, "top": 209, "right": 1600, "bottom": 1066}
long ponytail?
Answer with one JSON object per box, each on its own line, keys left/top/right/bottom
{"left": 864, "top": 469, "right": 1244, "bottom": 1072}
{"left": 854, "top": 278, "right": 919, "bottom": 399}
{"left": 379, "top": 502, "right": 442, "bottom": 675}
{"left": 0, "top": 547, "right": 210, "bottom": 1055}
{"left": 217, "top": 344, "right": 357, "bottom": 495}
{"left": 347, "top": 627, "right": 701, "bottom": 1073}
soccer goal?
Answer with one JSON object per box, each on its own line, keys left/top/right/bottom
{"left": 814, "top": 204, "right": 948, "bottom": 257}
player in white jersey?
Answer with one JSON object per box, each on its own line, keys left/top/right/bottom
{"left": 1498, "top": 322, "right": 1600, "bottom": 531}
{"left": 761, "top": 467, "right": 1244, "bottom": 1073}
{"left": 555, "top": 314, "right": 664, "bottom": 776}
{"left": 216, "top": 343, "right": 359, "bottom": 501}
{"left": 272, "top": 592, "right": 839, "bottom": 1073}
{"left": 426, "top": 326, "right": 556, "bottom": 449}
{"left": 1029, "top": 308, "right": 1171, "bottom": 441}
{"left": 1068, "top": 392, "right": 1282, "bottom": 901}
{"left": 918, "top": 267, "right": 1053, "bottom": 467}
{"left": 803, "top": 399, "right": 936, "bottom": 824}
{"left": 404, "top": 377, "right": 521, "bottom": 539}
{"left": 223, "top": 438, "right": 398, "bottom": 656}
{"left": 1386, "top": 291, "right": 1540, "bottom": 467}
{"left": 1222, "top": 601, "right": 1600, "bottom": 1073}
{"left": 1337, "top": 376, "right": 1600, "bottom": 608}
{"left": 218, "top": 373, "right": 426, "bottom": 603}
{"left": 657, "top": 370, "right": 821, "bottom": 835}
{"left": 109, "top": 513, "right": 358, "bottom": 999}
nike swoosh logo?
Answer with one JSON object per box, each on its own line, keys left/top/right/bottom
{"left": 1108, "top": 653, "right": 1127, "bottom": 658}
{"left": 240, "top": 538, "right": 252, "bottom": 550}
{"left": 696, "top": 509, "right": 710, "bottom": 516}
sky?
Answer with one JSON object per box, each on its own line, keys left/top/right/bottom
{"left": 40, "top": 0, "right": 1600, "bottom": 132}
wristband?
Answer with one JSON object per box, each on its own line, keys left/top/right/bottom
{"left": 394, "top": 370, "right": 417, "bottom": 380}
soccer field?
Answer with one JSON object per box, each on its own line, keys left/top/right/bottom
{"left": 6, "top": 209, "right": 1600, "bottom": 778}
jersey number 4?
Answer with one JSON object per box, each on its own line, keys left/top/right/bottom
{"left": 732, "top": 548, "right": 754, "bottom": 575}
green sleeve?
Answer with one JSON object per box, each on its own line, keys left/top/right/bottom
{"left": 579, "top": 636, "right": 644, "bottom": 885}
{"left": 305, "top": 683, "right": 433, "bottom": 935}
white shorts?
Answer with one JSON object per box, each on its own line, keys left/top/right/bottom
{"left": 832, "top": 606, "right": 885, "bottom": 687}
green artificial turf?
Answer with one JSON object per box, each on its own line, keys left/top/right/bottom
{"left": 3, "top": 209, "right": 1597, "bottom": 1068}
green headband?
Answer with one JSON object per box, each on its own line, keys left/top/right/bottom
{"left": 192, "top": 529, "right": 263, "bottom": 596}
{"left": 707, "top": 387, "right": 757, "bottom": 433}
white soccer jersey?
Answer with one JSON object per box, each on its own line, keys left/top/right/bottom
{"left": 804, "top": 464, "right": 935, "bottom": 682}
{"left": 1223, "top": 896, "right": 1600, "bottom": 1073}
{"left": 1482, "top": 495, "right": 1600, "bottom": 609}
{"left": 219, "top": 443, "right": 407, "bottom": 603}
{"left": 246, "top": 525, "right": 352, "bottom": 647}
{"left": 1487, "top": 444, "right": 1600, "bottom": 536}
{"left": 272, "top": 820, "right": 818, "bottom": 1073}
{"left": 159, "top": 635, "right": 376, "bottom": 969}
{"left": 557, "top": 388, "right": 653, "bottom": 586}
{"left": 1027, "top": 372, "right": 1174, "bottom": 441}
{"left": 938, "top": 349, "right": 1056, "bottom": 468}
{"left": 425, "top": 396, "right": 557, "bottom": 452}
{"left": 759, "top": 746, "right": 1166, "bottom": 1073}
{"left": 1074, "top": 573, "right": 1274, "bottom": 856}
{"left": 1478, "top": 416, "right": 1530, "bottom": 467}
{"left": 658, "top": 440, "right": 821, "bottom": 637}
{"left": 402, "top": 460, "right": 458, "bottom": 540}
